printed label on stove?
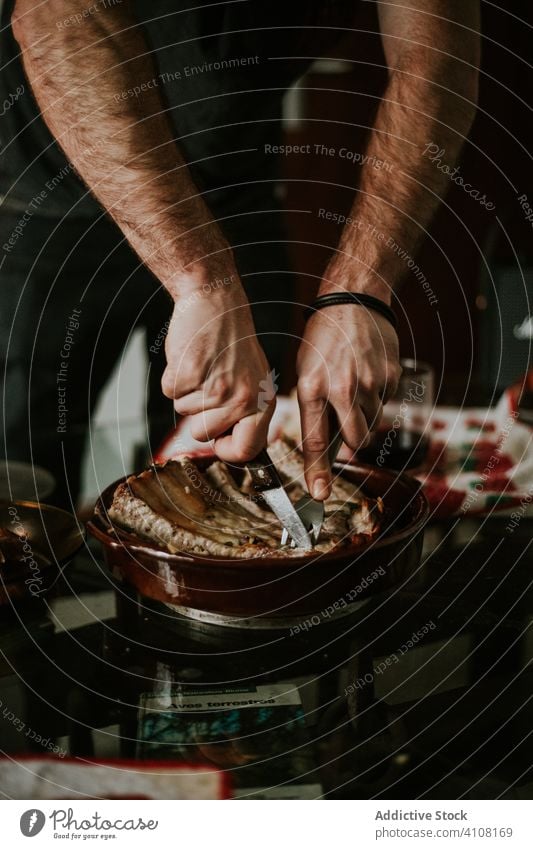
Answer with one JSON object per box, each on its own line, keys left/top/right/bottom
{"left": 142, "top": 683, "right": 302, "bottom": 712}
{"left": 137, "top": 683, "right": 318, "bottom": 792}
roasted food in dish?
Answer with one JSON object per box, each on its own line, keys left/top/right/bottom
{"left": 108, "top": 439, "right": 383, "bottom": 558}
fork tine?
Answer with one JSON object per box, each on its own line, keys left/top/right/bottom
{"left": 280, "top": 427, "right": 343, "bottom": 547}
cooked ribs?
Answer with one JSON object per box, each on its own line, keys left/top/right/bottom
{"left": 108, "top": 439, "right": 382, "bottom": 558}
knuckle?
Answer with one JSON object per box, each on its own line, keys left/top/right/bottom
{"left": 298, "top": 374, "right": 324, "bottom": 401}
{"left": 171, "top": 360, "right": 202, "bottom": 387}
{"left": 342, "top": 428, "right": 360, "bottom": 450}
{"left": 172, "top": 399, "right": 189, "bottom": 415}
{"left": 303, "top": 436, "right": 329, "bottom": 455}
{"left": 383, "top": 364, "right": 402, "bottom": 400}
{"left": 161, "top": 370, "right": 177, "bottom": 398}
{"left": 231, "top": 444, "right": 256, "bottom": 464}
{"left": 331, "top": 380, "right": 355, "bottom": 404}
{"left": 189, "top": 420, "right": 211, "bottom": 442}
{"left": 208, "top": 374, "right": 232, "bottom": 405}
{"left": 391, "top": 360, "right": 402, "bottom": 381}
{"left": 233, "top": 385, "right": 255, "bottom": 414}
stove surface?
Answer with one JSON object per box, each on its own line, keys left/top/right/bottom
{"left": 1, "top": 516, "right": 532, "bottom": 799}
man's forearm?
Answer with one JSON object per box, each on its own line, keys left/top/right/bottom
{"left": 322, "top": 0, "right": 480, "bottom": 304}
{"left": 11, "top": 0, "right": 234, "bottom": 298}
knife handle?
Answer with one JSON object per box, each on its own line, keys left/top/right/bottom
{"left": 246, "top": 449, "right": 283, "bottom": 492}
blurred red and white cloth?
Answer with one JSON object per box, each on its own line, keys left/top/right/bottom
{"left": 415, "top": 398, "right": 531, "bottom": 519}
{"left": 0, "top": 756, "right": 230, "bottom": 799}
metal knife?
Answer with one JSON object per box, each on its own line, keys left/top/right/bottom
{"left": 281, "top": 425, "right": 344, "bottom": 547}
{"left": 246, "top": 449, "right": 314, "bottom": 550}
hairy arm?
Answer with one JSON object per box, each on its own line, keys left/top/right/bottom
{"left": 12, "top": 0, "right": 275, "bottom": 461}
{"left": 297, "top": 0, "right": 480, "bottom": 498}
{"left": 322, "top": 0, "right": 480, "bottom": 301}
{"left": 11, "top": 0, "right": 230, "bottom": 293}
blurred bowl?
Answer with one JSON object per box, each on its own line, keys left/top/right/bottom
{"left": 0, "top": 501, "right": 84, "bottom": 605}
{"left": 88, "top": 461, "right": 428, "bottom": 627}
{"left": 0, "top": 461, "right": 55, "bottom": 501}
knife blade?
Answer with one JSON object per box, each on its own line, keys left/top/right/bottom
{"left": 246, "top": 449, "right": 314, "bottom": 550}
{"left": 281, "top": 426, "right": 344, "bottom": 547}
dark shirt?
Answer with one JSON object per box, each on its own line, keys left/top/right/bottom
{"left": 0, "top": 1, "right": 353, "bottom": 218}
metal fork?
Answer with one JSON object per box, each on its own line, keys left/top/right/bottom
{"left": 281, "top": 428, "right": 344, "bottom": 547}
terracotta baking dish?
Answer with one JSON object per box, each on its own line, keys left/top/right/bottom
{"left": 87, "top": 461, "right": 428, "bottom": 625}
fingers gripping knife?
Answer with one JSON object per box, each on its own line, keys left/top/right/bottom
{"left": 281, "top": 428, "right": 344, "bottom": 547}
{"left": 246, "top": 449, "right": 314, "bottom": 550}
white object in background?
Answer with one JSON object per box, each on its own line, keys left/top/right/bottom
{"left": 80, "top": 328, "right": 146, "bottom": 501}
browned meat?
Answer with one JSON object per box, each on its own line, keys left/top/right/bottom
{"left": 108, "top": 440, "right": 382, "bottom": 558}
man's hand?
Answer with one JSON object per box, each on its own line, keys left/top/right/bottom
{"left": 162, "top": 277, "right": 275, "bottom": 463}
{"left": 296, "top": 305, "right": 401, "bottom": 500}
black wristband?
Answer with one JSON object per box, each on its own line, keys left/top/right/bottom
{"left": 305, "top": 292, "right": 397, "bottom": 330}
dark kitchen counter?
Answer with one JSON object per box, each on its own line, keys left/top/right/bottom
{"left": 1, "top": 512, "right": 532, "bottom": 799}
